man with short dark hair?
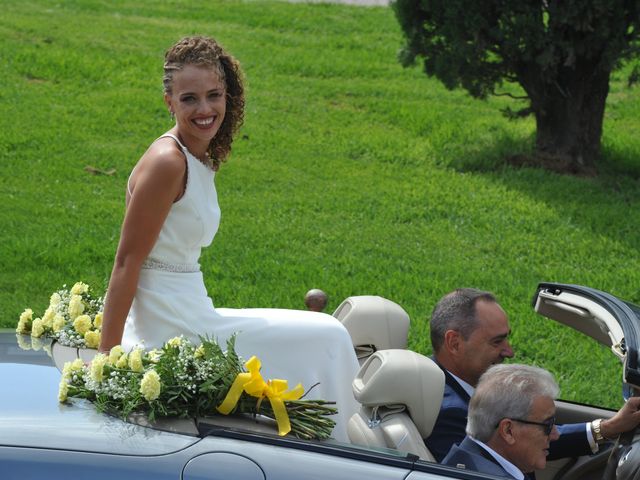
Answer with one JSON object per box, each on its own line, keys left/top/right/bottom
{"left": 443, "top": 364, "right": 561, "bottom": 479}
{"left": 425, "top": 288, "right": 640, "bottom": 463}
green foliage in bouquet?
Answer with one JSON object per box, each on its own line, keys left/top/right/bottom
{"left": 16, "top": 282, "right": 104, "bottom": 348}
{"left": 59, "top": 335, "right": 337, "bottom": 440}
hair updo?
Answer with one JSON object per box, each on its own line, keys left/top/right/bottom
{"left": 163, "top": 36, "right": 245, "bottom": 168}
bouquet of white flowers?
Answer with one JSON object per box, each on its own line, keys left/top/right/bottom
{"left": 59, "top": 335, "right": 337, "bottom": 440}
{"left": 16, "top": 282, "right": 104, "bottom": 348}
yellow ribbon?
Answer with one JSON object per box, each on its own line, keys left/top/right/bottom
{"left": 217, "top": 356, "right": 304, "bottom": 436}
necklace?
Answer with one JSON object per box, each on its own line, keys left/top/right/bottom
{"left": 176, "top": 133, "right": 214, "bottom": 169}
{"left": 196, "top": 151, "right": 214, "bottom": 169}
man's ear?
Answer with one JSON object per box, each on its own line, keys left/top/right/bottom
{"left": 443, "top": 329, "right": 462, "bottom": 355}
{"left": 496, "top": 418, "right": 516, "bottom": 446}
{"left": 164, "top": 93, "right": 172, "bottom": 112}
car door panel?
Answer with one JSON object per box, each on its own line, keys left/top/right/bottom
{"left": 0, "top": 446, "right": 184, "bottom": 479}
{"left": 195, "top": 437, "right": 411, "bottom": 480}
{"left": 183, "top": 452, "right": 265, "bottom": 480}
{"left": 554, "top": 399, "right": 615, "bottom": 424}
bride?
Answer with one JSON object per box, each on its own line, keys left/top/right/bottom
{"left": 98, "top": 36, "right": 359, "bottom": 441}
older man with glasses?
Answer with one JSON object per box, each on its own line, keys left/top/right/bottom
{"left": 442, "top": 364, "right": 561, "bottom": 479}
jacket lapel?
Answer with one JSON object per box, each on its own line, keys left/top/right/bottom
{"left": 432, "top": 357, "right": 472, "bottom": 403}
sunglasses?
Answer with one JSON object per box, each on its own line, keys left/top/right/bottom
{"left": 496, "top": 416, "right": 556, "bottom": 436}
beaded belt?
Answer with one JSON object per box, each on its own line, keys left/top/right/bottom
{"left": 141, "top": 258, "right": 200, "bottom": 273}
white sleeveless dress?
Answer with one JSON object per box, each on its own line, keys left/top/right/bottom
{"left": 121, "top": 134, "right": 359, "bottom": 441}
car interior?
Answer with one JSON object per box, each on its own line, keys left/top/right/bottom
{"left": 335, "top": 292, "right": 640, "bottom": 480}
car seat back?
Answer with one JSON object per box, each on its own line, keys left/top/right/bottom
{"left": 333, "top": 296, "right": 410, "bottom": 364}
{"left": 347, "top": 349, "right": 444, "bottom": 461}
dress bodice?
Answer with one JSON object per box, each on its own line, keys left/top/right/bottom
{"left": 142, "top": 134, "right": 220, "bottom": 268}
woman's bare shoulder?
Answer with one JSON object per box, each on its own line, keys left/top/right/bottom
{"left": 135, "top": 137, "right": 186, "bottom": 179}
{"left": 127, "top": 137, "right": 186, "bottom": 198}
{"left": 143, "top": 137, "right": 186, "bottom": 170}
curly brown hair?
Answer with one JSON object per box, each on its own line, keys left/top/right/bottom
{"left": 163, "top": 36, "right": 245, "bottom": 169}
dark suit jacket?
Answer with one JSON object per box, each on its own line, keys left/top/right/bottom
{"left": 442, "top": 436, "right": 518, "bottom": 479}
{"left": 425, "top": 360, "right": 593, "bottom": 463}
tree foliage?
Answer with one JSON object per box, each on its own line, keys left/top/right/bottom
{"left": 394, "top": 0, "right": 640, "bottom": 172}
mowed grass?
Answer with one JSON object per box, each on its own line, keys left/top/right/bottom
{"left": 2, "top": 0, "right": 640, "bottom": 408}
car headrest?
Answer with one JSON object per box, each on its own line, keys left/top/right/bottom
{"left": 352, "top": 349, "right": 444, "bottom": 439}
{"left": 333, "top": 296, "right": 410, "bottom": 352}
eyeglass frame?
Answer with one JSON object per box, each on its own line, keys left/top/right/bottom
{"left": 495, "top": 416, "right": 556, "bottom": 436}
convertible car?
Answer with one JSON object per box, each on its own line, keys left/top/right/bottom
{"left": 1, "top": 283, "right": 639, "bottom": 480}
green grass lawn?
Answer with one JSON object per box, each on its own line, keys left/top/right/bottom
{"left": 2, "top": 0, "right": 640, "bottom": 408}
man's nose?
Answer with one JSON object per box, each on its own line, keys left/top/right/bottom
{"left": 549, "top": 425, "right": 560, "bottom": 441}
{"left": 502, "top": 342, "right": 515, "bottom": 358}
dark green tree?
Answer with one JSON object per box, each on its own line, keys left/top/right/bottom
{"left": 394, "top": 0, "right": 640, "bottom": 173}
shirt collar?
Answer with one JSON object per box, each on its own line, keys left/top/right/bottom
{"left": 448, "top": 370, "right": 475, "bottom": 398}
{"left": 470, "top": 437, "right": 525, "bottom": 480}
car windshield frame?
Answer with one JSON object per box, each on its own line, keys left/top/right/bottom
{"left": 534, "top": 282, "right": 640, "bottom": 390}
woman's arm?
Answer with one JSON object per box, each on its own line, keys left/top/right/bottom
{"left": 99, "top": 142, "right": 186, "bottom": 352}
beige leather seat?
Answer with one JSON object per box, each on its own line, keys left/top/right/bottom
{"left": 347, "top": 349, "right": 445, "bottom": 461}
{"left": 333, "top": 296, "right": 410, "bottom": 364}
